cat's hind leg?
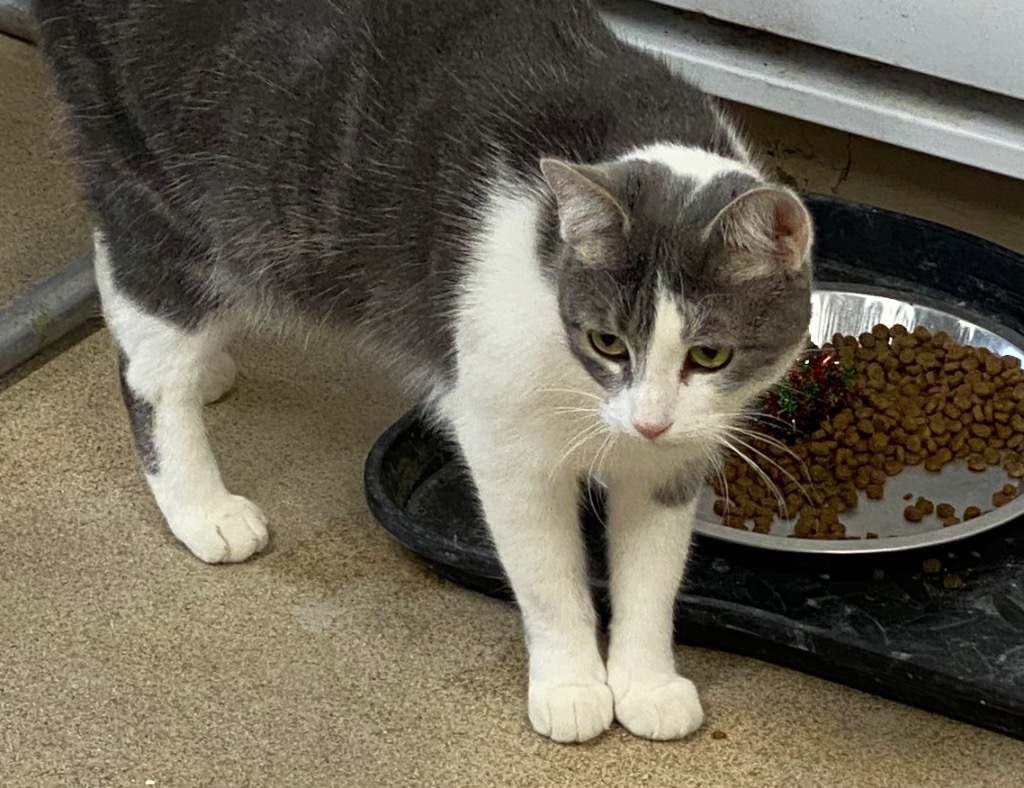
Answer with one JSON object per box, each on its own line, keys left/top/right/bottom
{"left": 95, "top": 229, "right": 267, "bottom": 563}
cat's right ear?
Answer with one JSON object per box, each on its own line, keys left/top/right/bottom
{"left": 540, "top": 158, "right": 628, "bottom": 263}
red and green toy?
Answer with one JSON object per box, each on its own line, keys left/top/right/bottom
{"left": 760, "top": 344, "right": 855, "bottom": 439}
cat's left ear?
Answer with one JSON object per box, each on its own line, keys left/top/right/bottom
{"left": 708, "top": 187, "right": 813, "bottom": 281}
{"left": 540, "top": 158, "right": 628, "bottom": 263}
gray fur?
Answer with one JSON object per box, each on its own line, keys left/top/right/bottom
{"left": 117, "top": 353, "right": 159, "bottom": 475}
{"left": 36, "top": 0, "right": 811, "bottom": 446}
{"left": 542, "top": 162, "right": 812, "bottom": 401}
{"left": 653, "top": 467, "right": 705, "bottom": 508}
{"left": 35, "top": 0, "right": 751, "bottom": 400}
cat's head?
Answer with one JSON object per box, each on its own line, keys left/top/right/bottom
{"left": 539, "top": 152, "right": 813, "bottom": 447}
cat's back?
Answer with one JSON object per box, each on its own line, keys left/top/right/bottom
{"left": 35, "top": 0, "right": 355, "bottom": 118}
{"left": 35, "top": 0, "right": 606, "bottom": 91}
{"left": 34, "top": 0, "right": 620, "bottom": 181}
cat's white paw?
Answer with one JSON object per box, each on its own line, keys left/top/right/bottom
{"left": 611, "top": 675, "right": 704, "bottom": 740}
{"left": 168, "top": 494, "right": 269, "bottom": 563}
{"left": 529, "top": 680, "right": 614, "bottom": 743}
{"left": 200, "top": 351, "right": 237, "bottom": 404}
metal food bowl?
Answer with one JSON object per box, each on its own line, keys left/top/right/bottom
{"left": 698, "top": 286, "right": 1024, "bottom": 554}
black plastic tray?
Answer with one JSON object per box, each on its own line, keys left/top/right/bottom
{"left": 363, "top": 195, "right": 1024, "bottom": 740}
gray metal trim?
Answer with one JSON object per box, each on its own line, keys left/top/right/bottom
{"left": 0, "top": 0, "right": 35, "bottom": 43}
{"left": 0, "top": 254, "right": 98, "bottom": 378}
{"left": 600, "top": 0, "right": 1024, "bottom": 182}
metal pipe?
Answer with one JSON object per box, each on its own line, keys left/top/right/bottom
{"left": 0, "top": 0, "right": 35, "bottom": 43}
{"left": 0, "top": 253, "right": 98, "bottom": 378}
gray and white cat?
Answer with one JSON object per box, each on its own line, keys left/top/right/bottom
{"left": 37, "top": 0, "right": 812, "bottom": 742}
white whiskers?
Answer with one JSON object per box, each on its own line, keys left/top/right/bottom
{"left": 538, "top": 386, "right": 605, "bottom": 404}
{"left": 549, "top": 419, "right": 606, "bottom": 481}
{"left": 702, "top": 444, "right": 731, "bottom": 509}
{"left": 584, "top": 432, "right": 617, "bottom": 522}
{"left": 715, "top": 421, "right": 816, "bottom": 518}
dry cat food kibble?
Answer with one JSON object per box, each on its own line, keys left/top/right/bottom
{"left": 993, "top": 483, "right": 1019, "bottom": 507}
{"left": 903, "top": 505, "right": 924, "bottom": 523}
{"left": 708, "top": 324, "right": 1024, "bottom": 537}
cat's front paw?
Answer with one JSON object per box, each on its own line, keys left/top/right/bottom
{"left": 529, "top": 680, "right": 614, "bottom": 743}
{"left": 168, "top": 494, "right": 269, "bottom": 563}
{"left": 611, "top": 674, "right": 704, "bottom": 740}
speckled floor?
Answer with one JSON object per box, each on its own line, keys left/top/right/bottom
{"left": 3, "top": 32, "right": 1024, "bottom": 788}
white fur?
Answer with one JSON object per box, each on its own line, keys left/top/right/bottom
{"left": 606, "top": 492, "right": 703, "bottom": 739}
{"left": 438, "top": 183, "right": 700, "bottom": 742}
{"left": 604, "top": 288, "right": 687, "bottom": 437}
{"left": 94, "top": 232, "right": 266, "bottom": 563}
{"left": 602, "top": 283, "right": 765, "bottom": 447}
{"left": 711, "top": 104, "right": 755, "bottom": 166}
{"left": 438, "top": 144, "right": 792, "bottom": 742}
{"left": 440, "top": 191, "right": 616, "bottom": 743}
{"left": 624, "top": 143, "right": 760, "bottom": 187}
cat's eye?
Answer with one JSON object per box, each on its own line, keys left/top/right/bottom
{"left": 588, "top": 331, "right": 629, "bottom": 361}
{"left": 688, "top": 346, "right": 733, "bottom": 370}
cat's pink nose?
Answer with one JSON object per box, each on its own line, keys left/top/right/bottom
{"left": 634, "top": 421, "right": 672, "bottom": 441}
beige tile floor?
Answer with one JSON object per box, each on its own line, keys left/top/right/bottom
{"left": 3, "top": 32, "right": 1024, "bottom": 788}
